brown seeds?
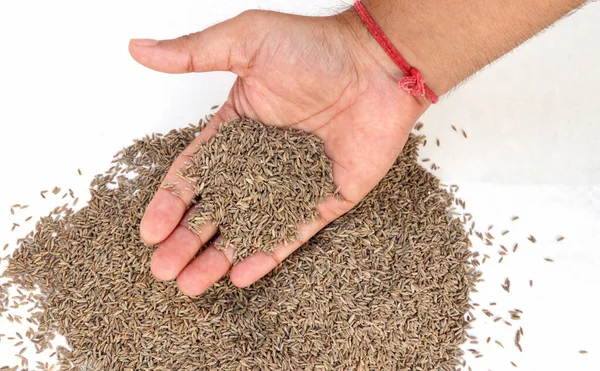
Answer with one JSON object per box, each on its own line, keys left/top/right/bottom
{"left": 462, "top": 129, "right": 468, "bottom": 139}
{"left": 502, "top": 278, "right": 511, "bottom": 293}
{"left": 557, "top": 236, "right": 565, "bottom": 241}
{"left": 414, "top": 122, "right": 424, "bottom": 131}
{"left": 0, "top": 120, "right": 477, "bottom": 370}
{"left": 515, "top": 329, "right": 523, "bottom": 352}
{"left": 579, "top": 350, "right": 588, "bottom": 354}
{"left": 181, "top": 119, "right": 337, "bottom": 261}
{"left": 528, "top": 235, "right": 537, "bottom": 243}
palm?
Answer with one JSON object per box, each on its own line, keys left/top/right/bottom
{"left": 129, "top": 9, "right": 427, "bottom": 296}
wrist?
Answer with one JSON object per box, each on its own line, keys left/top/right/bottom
{"left": 335, "top": 3, "right": 455, "bottom": 99}
{"left": 357, "top": 0, "right": 461, "bottom": 95}
{"left": 333, "top": 9, "right": 433, "bottom": 109}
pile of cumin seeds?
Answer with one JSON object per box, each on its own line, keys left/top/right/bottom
{"left": 1, "top": 120, "right": 475, "bottom": 370}
{"left": 179, "top": 118, "right": 336, "bottom": 261}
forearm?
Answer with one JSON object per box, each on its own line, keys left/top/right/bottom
{"left": 350, "top": 0, "right": 588, "bottom": 95}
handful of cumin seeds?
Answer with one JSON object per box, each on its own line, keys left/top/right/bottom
{"left": 179, "top": 119, "right": 337, "bottom": 261}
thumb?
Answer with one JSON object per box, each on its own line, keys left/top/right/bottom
{"left": 129, "top": 12, "right": 255, "bottom": 74}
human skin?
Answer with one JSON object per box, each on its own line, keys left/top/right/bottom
{"left": 129, "top": 0, "right": 587, "bottom": 296}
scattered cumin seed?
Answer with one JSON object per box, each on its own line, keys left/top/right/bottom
{"left": 528, "top": 235, "right": 537, "bottom": 243}
{"left": 579, "top": 350, "right": 588, "bottom": 354}
{"left": 502, "top": 278, "right": 511, "bottom": 293}
{"left": 557, "top": 236, "right": 565, "bottom": 242}
{"left": 544, "top": 258, "right": 554, "bottom": 262}
{"left": 414, "top": 122, "right": 424, "bottom": 131}
{"left": 161, "top": 182, "right": 178, "bottom": 190}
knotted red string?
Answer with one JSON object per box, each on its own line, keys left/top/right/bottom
{"left": 354, "top": 1, "right": 439, "bottom": 103}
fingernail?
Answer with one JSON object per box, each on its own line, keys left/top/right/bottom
{"left": 130, "top": 38, "right": 159, "bottom": 47}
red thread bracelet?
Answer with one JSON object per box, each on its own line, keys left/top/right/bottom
{"left": 354, "top": 0, "right": 439, "bottom": 103}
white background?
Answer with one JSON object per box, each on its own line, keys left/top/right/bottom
{"left": 0, "top": 1, "right": 598, "bottom": 370}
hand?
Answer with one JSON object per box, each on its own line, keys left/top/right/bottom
{"left": 129, "top": 9, "right": 428, "bottom": 296}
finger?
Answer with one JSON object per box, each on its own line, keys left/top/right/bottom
{"left": 228, "top": 196, "right": 355, "bottom": 288}
{"left": 176, "top": 238, "right": 236, "bottom": 297}
{"left": 140, "top": 105, "right": 239, "bottom": 245}
{"left": 128, "top": 12, "right": 254, "bottom": 74}
{"left": 150, "top": 208, "right": 218, "bottom": 281}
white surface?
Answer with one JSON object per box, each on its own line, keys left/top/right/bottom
{"left": 0, "top": 1, "right": 598, "bottom": 370}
